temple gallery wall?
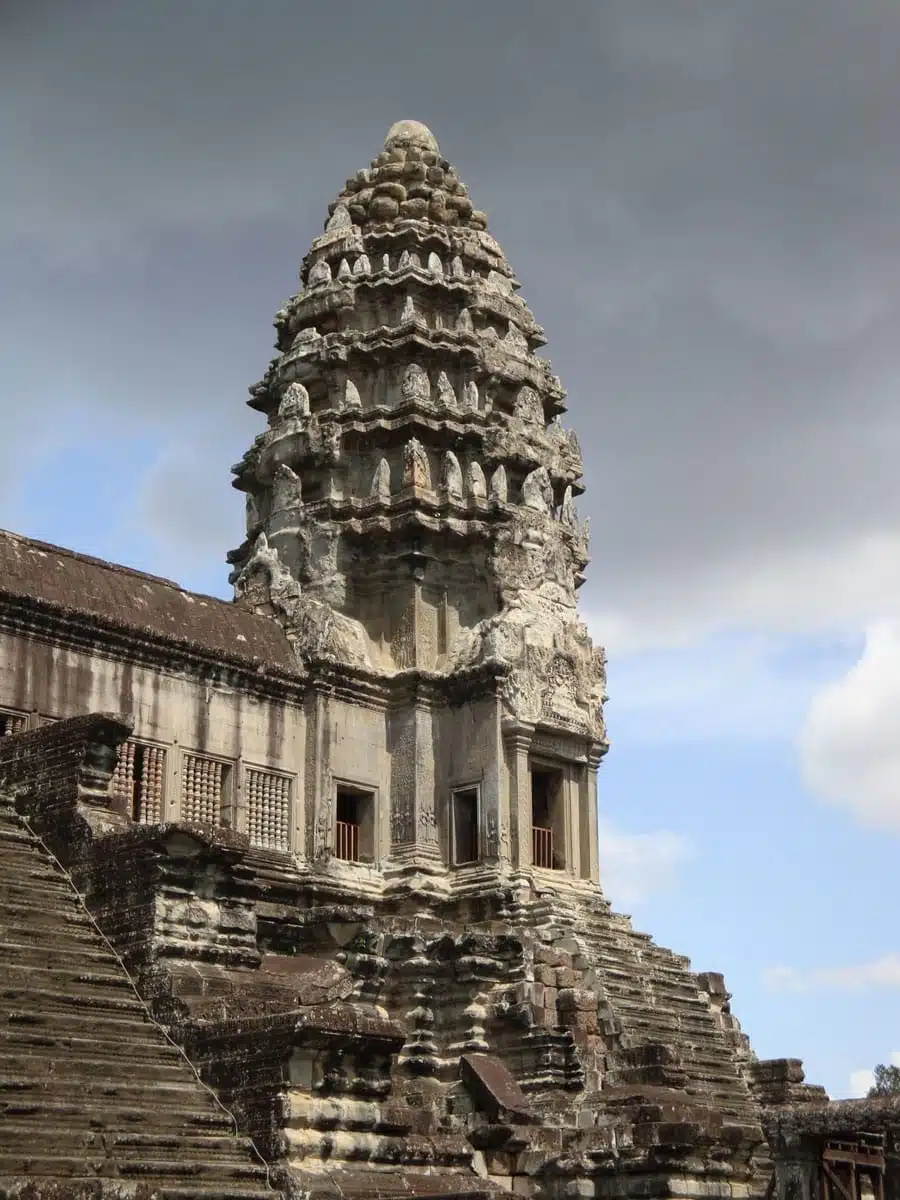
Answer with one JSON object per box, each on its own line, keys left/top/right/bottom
{"left": 0, "top": 120, "right": 888, "bottom": 1200}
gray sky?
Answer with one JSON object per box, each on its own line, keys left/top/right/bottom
{"left": 3, "top": 0, "right": 900, "bottom": 650}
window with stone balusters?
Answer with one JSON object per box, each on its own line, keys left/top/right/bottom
{"left": 0, "top": 709, "right": 28, "bottom": 738}
{"left": 181, "top": 752, "right": 232, "bottom": 826}
{"left": 245, "top": 767, "right": 292, "bottom": 851}
{"left": 110, "top": 739, "right": 166, "bottom": 824}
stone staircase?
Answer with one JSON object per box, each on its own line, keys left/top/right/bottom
{"left": 0, "top": 798, "right": 280, "bottom": 1198}
{"left": 579, "top": 907, "right": 760, "bottom": 1123}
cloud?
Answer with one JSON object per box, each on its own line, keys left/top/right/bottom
{"left": 5, "top": 0, "right": 900, "bottom": 661}
{"left": 849, "top": 1051, "right": 900, "bottom": 1099}
{"left": 598, "top": 819, "right": 695, "bottom": 909}
{"left": 763, "top": 954, "right": 900, "bottom": 994}
{"left": 800, "top": 623, "right": 900, "bottom": 831}
{"left": 594, "top": 629, "right": 859, "bottom": 745}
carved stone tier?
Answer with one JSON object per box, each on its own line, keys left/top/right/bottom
{"left": 227, "top": 120, "right": 607, "bottom": 878}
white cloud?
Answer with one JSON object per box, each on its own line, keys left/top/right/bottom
{"left": 598, "top": 819, "right": 695, "bottom": 909}
{"left": 800, "top": 622, "right": 900, "bottom": 831}
{"left": 850, "top": 1068, "right": 875, "bottom": 1097}
{"left": 763, "top": 953, "right": 900, "bottom": 994}
{"left": 849, "top": 1051, "right": 900, "bottom": 1099}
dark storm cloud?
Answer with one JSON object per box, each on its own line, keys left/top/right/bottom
{"left": 3, "top": 0, "right": 900, "bottom": 643}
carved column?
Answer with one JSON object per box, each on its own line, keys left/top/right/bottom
{"left": 388, "top": 688, "right": 440, "bottom": 866}
{"left": 503, "top": 722, "right": 535, "bottom": 869}
{"left": 583, "top": 745, "right": 603, "bottom": 884}
{"left": 482, "top": 695, "right": 508, "bottom": 863}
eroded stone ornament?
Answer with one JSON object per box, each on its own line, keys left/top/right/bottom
{"left": 514, "top": 386, "right": 543, "bottom": 426}
{"left": 442, "top": 451, "right": 463, "bottom": 501}
{"left": 278, "top": 382, "right": 310, "bottom": 421}
{"left": 522, "top": 466, "right": 553, "bottom": 513}
{"left": 371, "top": 457, "right": 391, "bottom": 501}
{"left": 308, "top": 258, "right": 332, "bottom": 287}
{"left": 403, "top": 438, "right": 431, "bottom": 489}
{"left": 401, "top": 364, "right": 431, "bottom": 404}
{"left": 436, "top": 371, "right": 456, "bottom": 409}
{"left": 490, "top": 464, "right": 508, "bottom": 502}
{"left": 467, "top": 461, "right": 487, "bottom": 502}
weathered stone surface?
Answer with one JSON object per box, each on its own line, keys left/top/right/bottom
{"left": 0, "top": 119, "right": 851, "bottom": 1200}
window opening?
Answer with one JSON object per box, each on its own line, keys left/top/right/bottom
{"left": 335, "top": 785, "right": 375, "bottom": 863}
{"left": 111, "top": 739, "right": 166, "bottom": 824}
{"left": 182, "top": 753, "right": 232, "bottom": 826}
{"left": 452, "top": 787, "right": 479, "bottom": 865}
{"left": 0, "top": 709, "right": 27, "bottom": 739}
{"left": 246, "top": 767, "right": 292, "bottom": 851}
{"left": 531, "top": 766, "right": 564, "bottom": 870}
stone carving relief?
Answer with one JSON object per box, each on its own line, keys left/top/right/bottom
{"left": 337, "top": 257, "right": 352, "bottom": 280}
{"left": 514, "top": 386, "right": 544, "bottom": 426}
{"left": 232, "top": 532, "right": 300, "bottom": 615}
{"left": 391, "top": 803, "right": 413, "bottom": 845}
{"left": 278, "top": 382, "right": 310, "bottom": 421}
{"left": 442, "top": 451, "right": 463, "bottom": 501}
{"left": 427, "top": 251, "right": 443, "bottom": 275}
{"left": 560, "top": 484, "right": 576, "bottom": 527}
{"left": 467, "top": 461, "right": 487, "bottom": 502}
{"left": 403, "top": 438, "right": 431, "bottom": 490}
{"left": 371, "top": 458, "right": 391, "bottom": 501}
{"left": 436, "top": 371, "right": 456, "bottom": 408}
{"left": 402, "top": 364, "right": 431, "bottom": 404}
{"left": 326, "top": 204, "right": 352, "bottom": 232}
{"left": 308, "top": 258, "right": 332, "bottom": 287}
{"left": 504, "top": 323, "right": 529, "bottom": 354}
{"left": 401, "top": 295, "right": 417, "bottom": 323}
{"left": 272, "top": 464, "right": 302, "bottom": 512}
{"left": 418, "top": 809, "right": 438, "bottom": 845}
{"left": 290, "top": 328, "right": 321, "bottom": 356}
{"left": 490, "top": 465, "right": 508, "bottom": 502}
{"left": 352, "top": 253, "right": 371, "bottom": 275}
{"left": 315, "top": 792, "right": 334, "bottom": 860}
{"left": 462, "top": 380, "right": 479, "bottom": 410}
{"left": 522, "top": 466, "right": 553, "bottom": 514}
{"left": 450, "top": 256, "right": 465, "bottom": 279}
{"left": 344, "top": 378, "right": 362, "bottom": 408}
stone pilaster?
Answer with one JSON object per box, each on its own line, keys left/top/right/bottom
{"left": 503, "top": 722, "right": 535, "bottom": 870}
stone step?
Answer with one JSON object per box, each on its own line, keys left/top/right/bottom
{"left": 0, "top": 1182, "right": 275, "bottom": 1200}
{"left": 0, "top": 1098, "right": 230, "bottom": 1133}
{"left": 0, "top": 1125, "right": 259, "bottom": 1162}
{"left": 0, "top": 983, "right": 147, "bottom": 1017}
{"left": 0, "top": 823, "right": 41, "bottom": 848}
{"left": 0, "top": 896, "right": 95, "bottom": 933}
{"left": 0, "top": 1076, "right": 219, "bottom": 1106}
{"left": 0, "top": 1050, "right": 192, "bottom": 1086}
{"left": 0, "top": 961, "right": 134, "bottom": 994}
{"left": 0, "top": 1028, "right": 182, "bottom": 1063}
{"left": 0, "top": 939, "right": 119, "bottom": 970}
{"left": 4, "top": 1006, "right": 163, "bottom": 1041}
{"left": 0, "top": 1154, "right": 269, "bottom": 1185}
{"left": 0, "top": 869, "right": 78, "bottom": 898}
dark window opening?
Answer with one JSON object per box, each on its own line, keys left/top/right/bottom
{"left": 452, "top": 787, "right": 479, "bottom": 865}
{"left": 0, "top": 710, "right": 27, "bottom": 739}
{"left": 335, "top": 786, "right": 375, "bottom": 863}
{"left": 531, "top": 766, "right": 565, "bottom": 870}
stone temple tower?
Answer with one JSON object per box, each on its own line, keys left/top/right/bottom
{"left": 228, "top": 119, "right": 608, "bottom": 895}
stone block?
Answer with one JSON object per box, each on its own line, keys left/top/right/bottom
{"left": 461, "top": 1053, "right": 534, "bottom": 1124}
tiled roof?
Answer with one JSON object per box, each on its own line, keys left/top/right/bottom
{"left": 0, "top": 528, "right": 299, "bottom": 676}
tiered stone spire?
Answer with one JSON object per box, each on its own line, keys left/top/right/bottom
{"left": 229, "top": 121, "right": 607, "bottom": 880}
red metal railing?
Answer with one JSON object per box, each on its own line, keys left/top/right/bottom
{"left": 532, "top": 825, "right": 553, "bottom": 870}
{"left": 335, "top": 820, "right": 360, "bottom": 862}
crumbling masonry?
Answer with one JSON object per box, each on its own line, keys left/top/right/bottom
{"left": 0, "top": 120, "right": 882, "bottom": 1200}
